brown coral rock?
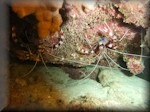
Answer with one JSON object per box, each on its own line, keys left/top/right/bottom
{"left": 116, "top": 0, "right": 149, "bottom": 28}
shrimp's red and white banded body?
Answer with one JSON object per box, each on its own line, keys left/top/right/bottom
{"left": 11, "top": 26, "right": 18, "bottom": 43}
{"left": 77, "top": 21, "right": 129, "bottom": 55}
{"left": 53, "top": 31, "right": 65, "bottom": 49}
{"left": 98, "top": 22, "right": 118, "bottom": 42}
{"left": 77, "top": 36, "right": 117, "bottom": 55}
{"left": 98, "top": 37, "right": 117, "bottom": 50}
{"left": 77, "top": 46, "right": 94, "bottom": 55}
{"left": 47, "top": 29, "right": 65, "bottom": 49}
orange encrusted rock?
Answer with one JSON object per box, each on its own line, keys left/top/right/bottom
{"left": 12, "top": 1, "right": 39, "bottom": 18}
{"left": 12, "top": 6, "right": 37, "bottom": 18}
{"left": 37, "top": 21, "right": 51, "bottom": 39}
{"left": 12, "top": 1, "right": 63, "bottom": 40}
{"left": 50, "top": 15, "right": 62, "bottom": 34}
{"left": 35, "top": 8, "right": 52, "bottom": 21}
{"left": 38, "top": 29, "right": 50, "bottom": 40}
{"left": 37, "top": 21, "right": 51, "bottom": 30}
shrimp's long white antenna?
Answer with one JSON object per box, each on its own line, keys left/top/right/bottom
{"left": 47, "top": 51, "right": 88, "bottom": 65}
{"left": 104, "top": 20, "right": 112, "bottom": 33}
{"left": 119, "top": 29, "right": 130, "bottom": 41}
{"left": 103, "top": 52, "right": 113, "bottom": 74}
{"left": 48, "top": 51, "right": 99, "bottom": 79}
{"left": 140, "top": 29, "right": 145, "bottom": 62}
{"left": 107, "top": 48, "right": 150, "bottom": 58}
{"left": 47, "top": 50, "right": 122, "bottom": 70}
{"left": 82, "top": 53, "right": 102, "bottom": 79}
{"left": 104, "top": 52, "right": 129, "bottom": 71}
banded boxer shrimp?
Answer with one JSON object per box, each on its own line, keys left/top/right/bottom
{"left": 21, "top": 29, "right": 66, "bottom": 77}
{"left": 11, "top": 25, "right": 49, "bottom": 77}
{"left": 81, "top": 21, "right": 150, "bottom": 79}
{"left": 82, "top": 21, "right": 150, "bottom": 79}
{"left": 10, "top": 14, "right": 48, "bottom": 77}
{"left": 11, "top": 33, "right": 48, "bottom": 77}
{"left": 21, "top": 46, "right": 48, "bottom": 77}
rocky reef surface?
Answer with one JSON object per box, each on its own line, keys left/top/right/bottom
{"left": 10, "top": 0, "right": 150, "bottom": 76}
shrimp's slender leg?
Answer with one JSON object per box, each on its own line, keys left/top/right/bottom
{"left": 47, "top": 51, "right": 87, "bottom": 65}
{"left": 103, "top": 52, "right": 113, "bottom": 74}
{"left": 22, "top": 56, "right": 39, "bottom": 77}
{"left": 104, "top": 51, "right": 129, "bottom": 71}
{"left": 119, "top": 29, "right": 130, "bottom": 41}
{"left": 82, "top": 53, "right": 103, "bottom": 79}
{"left": 47, "top": 48, "right": 131, "bottom": 74}
{"left": 23, "top": 45, "right": 48, "bottom": 77}
{"left": 39, "top": 53, "right": 48, "bottom": 71}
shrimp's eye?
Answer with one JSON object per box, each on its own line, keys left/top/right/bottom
{"left": 99, "top": 37, "right": 104, "bottom": 42}
{"left": 101, "top": 37, "right": 105, "bottom": 40}
{"left": 99, "top": 37, "right": 109, "bottom": 46}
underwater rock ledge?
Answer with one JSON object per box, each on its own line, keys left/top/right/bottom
{"left": 10, "top": 0, "right": 150, "bottom": 76}
{"left": 9, "top": 62, "right": 149, "bottom": 111}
